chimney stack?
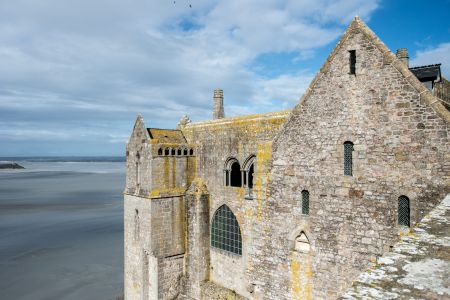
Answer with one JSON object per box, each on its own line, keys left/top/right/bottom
{"left": 396, "top": 48, "right": 409, "bottom": 67}
{"left": 213, "top": 89, "right": 225, "bottom": 119}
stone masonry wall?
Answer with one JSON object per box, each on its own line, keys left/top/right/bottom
{"left": 181, "top": 111, "right": 289, "bottom": 298}
{"left": 251, "top": 19, "right": 450, "bottom": 300}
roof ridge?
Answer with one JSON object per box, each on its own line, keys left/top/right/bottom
{"left": 409, "top": 63, "right": 442, "bottom": 69}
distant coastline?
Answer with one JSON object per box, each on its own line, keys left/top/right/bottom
{"left": 0, "top": 156, "right": 125, "bottom": 163}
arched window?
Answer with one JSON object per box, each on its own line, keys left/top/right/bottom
{"left": 158, "top": 148, "right": 162, "bottom": 156}
{"left": 183, "top": 148, "right": 188, "bottom": 155}
{"left": 344, "top": 141, "right": 354, "bottom": 176}
{"left": 242, "top": 155, "right": 256, "bottom": 189}
{"left": 165, "top": 148, "right": 170, "bottom": 156}
{"left": 171, "top": 148, "right": 176, "bottom": 155}
{"left": 301, "top": 190, "right": 309, "bottom": 215}
{"left": 211, "top": 205, "right": 242, "bottom": 255}
{"left": 177, "top": 148, "right": 181, "bottom": 155}
{"left": 398, "top": 195, "right": 410, "bottom": 227}
{"left": 230, "top": 161, "right": 242, "bottom": 187}
{"left": 189, "top": 149, "right": 194, "bottom": 156}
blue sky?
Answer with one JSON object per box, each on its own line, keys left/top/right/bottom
{"left": 0, "top": 0, "right": 449, "bottom": 156}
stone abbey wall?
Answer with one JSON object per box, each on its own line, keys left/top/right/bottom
{"left": 251, "top": 18, "right": 450, "bottom": 299}
{"left": 124, "top": 17, "right": 450, "bottom": 300}
{"left": 180, "top": 111, "right": 290, "bottom": 298}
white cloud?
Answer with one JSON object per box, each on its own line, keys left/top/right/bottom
{"left": 0, "top": 0, "right": 380, "bottom": 155}
{"left": 411, "top": 43, "right": 450, "bottom": 78}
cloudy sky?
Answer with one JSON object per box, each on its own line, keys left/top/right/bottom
{"left": 0, "top": 0, "right": 449, "bottom": 156}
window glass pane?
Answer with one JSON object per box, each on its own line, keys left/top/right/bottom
{"left": 344, "top": 142, "right": 353, "bottom": 176}
{"left": 211, "top": 205, "right": 242, "bottom": 255}
{"left": 398, "top": 196, "right": 410, "bottom": 227}
{"left": 302, "top": 190, "right": 309, "bottom": 215}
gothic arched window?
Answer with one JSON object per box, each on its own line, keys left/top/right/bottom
{"left": 344, "top": 141, "right": 354, "bottom": 176}
{"left": 211, "top": 205, "right": 242, "bottom": 255}
{"left": 398, "top": 195, "right": 410, "bottom": 227}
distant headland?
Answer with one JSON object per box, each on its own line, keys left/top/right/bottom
{"left": 0, "top": 162, "right": 25, "bottom": 169}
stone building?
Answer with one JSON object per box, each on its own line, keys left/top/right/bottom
{"left": 123, "top": 17, "right": 450, "bottom": 299}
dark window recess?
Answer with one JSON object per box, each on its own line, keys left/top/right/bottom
{"left": 344, "top": 141, "right": 354, "bottom": 176}
{"left": 349, "top": 50, "right": 356, "bottom": 74}
{"left": 158, "top": 148, "right": 162, "bottom": 155}
{"left": 171, "top": 149, "right": 176, "bottom": 155}
{"left": 189, "top": 149, "right": 194, "bottom": 156}
{"left": 398, "top": 196, "right": 410, "bottom": 227}
{"left": 248, "top": 164, "right": 254, "bottom": 189}
{"left": 183, "top": 149, "right": 188, "bottom": 155}
{"left": 165, "top": 148, "right": 170, "bottom": 156}
{"left": 211, "top": 205, "right": 242, "bottom": 255}
{"left": 177, "top": 149, "right": 181, "bottom": 155}
{"left": 301, "top": 190, "right": 309, "bottom": 215}
{"left": 230, "top": 162, "right": 242, "bottom": 187}
{"left": 225, "top": 170, "right": 229, "bottom": 186}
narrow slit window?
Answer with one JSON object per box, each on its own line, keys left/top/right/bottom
{"left": 301, "top": 190, "right": 309, "bottom": 215}
{"left": 344, "top": 141, "right": 354, "bottom": 176}
{"left": 398, "top": 196, "right": 410, "bottom": 227}
{"left": 349, "top": 50, "right": 356, "bottom": 74}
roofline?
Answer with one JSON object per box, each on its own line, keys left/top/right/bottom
{"left": 147, "top": 127, "right": 182, "bottom": 131}
{"left": 184, "top": 109, "right": 291, "bottom": 128}
{"left": 409, "top": 63, "right": 442, "bottom": 70}
{"left": 289, "top": 16, "right": 450, "bottom": 123}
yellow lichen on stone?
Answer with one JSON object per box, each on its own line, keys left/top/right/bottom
{"left": 291, "top": 251, "right": 314, "bottom": 300}
{"left": 149, "top": 187, "right": 186, "bottom": 198}
{"left": 255, "top": 142, "right": 273, "bottom": 220}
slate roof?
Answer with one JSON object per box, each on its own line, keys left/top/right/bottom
{"left": 409, "top": 64, "right": 442, "bottom": 82}
{"left": 342, "top": 194, "right": 450, "bottom": 300}
{"left": 147, "top": 128, "right": 186, "bottom": 143}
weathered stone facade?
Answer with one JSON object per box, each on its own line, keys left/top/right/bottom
{"left": 124, "top": 17, "right": 450, "bottom": 299}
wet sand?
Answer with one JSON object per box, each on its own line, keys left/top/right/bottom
{"left": 0, "top": 161, "right": 124, "bottom": 300}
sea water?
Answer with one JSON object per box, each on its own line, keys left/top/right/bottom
{"left": 0, "top": 158, "right": 125, "bottom": 300}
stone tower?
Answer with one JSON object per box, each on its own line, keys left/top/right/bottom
{"left": 213, "top": 89, "right": 225, "bottom": 119}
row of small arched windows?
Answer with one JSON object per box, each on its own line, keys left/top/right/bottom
{"left": 157, "top": 147, "right": 194, "bottom": 156}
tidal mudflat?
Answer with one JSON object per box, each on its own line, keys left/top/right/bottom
{"left": 0, "top": 159, "right": 124, "bottom": 300}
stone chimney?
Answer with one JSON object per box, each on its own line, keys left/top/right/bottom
{"left": 213, "top": 89, "right": 225, "bottom": 119}
{"left": 396, "top": 48, "right": 409, "bottom": 67}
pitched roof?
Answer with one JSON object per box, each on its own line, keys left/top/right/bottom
{"left": 409, "top": 64, "right": 441, "bottom": 82}
{"left": 289, "top": 16, "right": 450, "bottom": 123}
{"left": 147, "top": 128, "right": 186, "bottom": 143}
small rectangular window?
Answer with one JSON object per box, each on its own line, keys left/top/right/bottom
{"left": 301, "top": 190, "right": 309, "bottom": 215}
{"left": 344, "top": 142, "right": 353, "bottom": 176}
{"left": 349, "top": 50, "right": 356, "bottom": 74}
